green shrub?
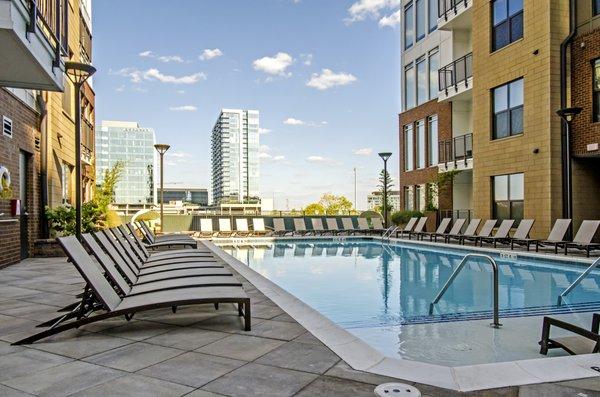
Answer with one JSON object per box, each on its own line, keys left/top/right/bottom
{"left": 46, "top": 201, "right": 107, "bottom": 236}
{"left": 391, "top": 210, "right": 424, "bottom": 226}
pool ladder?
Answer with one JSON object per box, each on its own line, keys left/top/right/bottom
{"left": 381, "top": 226, "right": 398, "bottom": 241}
{"left": 429, "top": 253, "right": 502, "bottom": 328}
{"left": 557, "top": 256, "right": 600, "bottom": 306}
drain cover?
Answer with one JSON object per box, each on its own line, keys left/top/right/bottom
{"left": 374, "top": 383, "right": 421, "bottom": 396}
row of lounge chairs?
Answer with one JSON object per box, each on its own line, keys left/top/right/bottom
{"left": 395, "top": 217, "right": 600, "bottom": 257}
{"left": 15, "top": 223, "right": 251, "bottom": 345}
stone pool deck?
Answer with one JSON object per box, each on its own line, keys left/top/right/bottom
{"left": 0, "top": 257, "right": 599, "bottom": 396}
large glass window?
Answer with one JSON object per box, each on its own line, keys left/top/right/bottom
{"left": 404, "top": 124, "right": 414, "bottom": 171}
{"left": 492, "top": 0, "right": 523, "bottom": 51}
{"left": 405, "top": 63, "right": 416, "bottom": 110}
{"left": 416, "top": 120, "right": 426, "bottom": 169}
{"left": 428, "top": 115, "right": 438, "bottom": 165}
{"left": 404, "top": 186, "right": 414, "bottom": 210}
{"left": 416, "top": 0, "right": 426, "bottom": 41}
{"left": 404, "top": 2, "right": 414, "bottom": 49}
{"left": 493, "top": 78, "right": 524, "bottom": 139}
{"left": 594, "top": 59, "right": 600, "bottom": 122}
{"left": 428, "top": 48, "right": 439, "bottom": 99}
{"left": 493, "top": 173, "right": 524, "bottom": 221}
{"left": 429, "top": 0, "right": 438, "bottom": 32}
{"left": 595, "top": 0, "right": 600, "bottom": 16}
{"left": 416, "top": 56, "right": 427, "bottom": 105}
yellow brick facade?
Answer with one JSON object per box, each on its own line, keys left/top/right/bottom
{"left": 471, "top": 0, "right": 569, "bottom": 238}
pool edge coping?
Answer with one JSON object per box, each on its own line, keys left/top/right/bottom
{"left": 203, "top": 240, "right": 600, "bottom": 392}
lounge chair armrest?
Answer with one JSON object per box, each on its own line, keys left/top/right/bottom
{"left": 542, "top": 316, "right": 600, "bottom": 342}
{"left": 592, "top": 313, "right": 600, "bottom": 334}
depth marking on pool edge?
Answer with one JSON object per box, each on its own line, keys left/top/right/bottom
{"left": 500, "top": 252, "right": 518, "bottom": 260}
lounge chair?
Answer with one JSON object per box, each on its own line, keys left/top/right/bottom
{"left": 478, "top": 219, "right": 516, "bottom": 247}
{"left": 235, "top": 219, "right": 250, "bottom": 237}
{"left": 273, "top": 218, "right": 292, "bottom": 236}
{"left": 433, "top": 218, "right": 466, "bottom": 242}
{"left": 341, "top": 218, "right": 357, "bottom": 235}
{"left": 406, "top": 217, "right": 428, "bottom": 240}
{"left": 539, "top": 313, "right": 600, "bottom": 355}
{"left": 446, "top": 218, "right": 480, "bottom": 244}
{"left": 534, "top": 219, "right": 572, "bottom": 253}
{"left": 563, "top": 220, "right": 600, "bottom": 257}
{"left": 505, "top": 219, "right": 536, "bottom": 250}
{"left": 357, "top": 218, "right": 371, "bottom": 234}
{"left": 252, "top": 218, "right": 267, "bottom": 236}
{"left": 370, "top": 218, "right": 386, "bottom": 235}
{"left": 310, "top": 218, "right": 326, "bottom": 235}
{"left": 217, "top": 219, "right": 234, "bottom": 237}
{"left": 138, "top": 221, "right": 193, "bottom": 242}
{"left": 197, "top": 219, "right": 216, "bottom": 238}
{"left": 418, "top": 218, "right": 451, "bottom": 241}
{"left": 293, "top": 218, "right": 310, "bottom": 236}
{"left": 326, "top": 218, "right": 341, "bottom": 235}
{"left": 395, "top": 217, "right": 418, "bottom": 238}
{"left": 462, "top": 220, "right": 497, "bottom": 245}
{"left": 130, "top": 223, "right": 197, "bottom": 250}
{"left": 13, "top": 235, "right": 250, "bottom": 345}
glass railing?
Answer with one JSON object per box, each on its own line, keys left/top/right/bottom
{"left": 438, "top": 0, "right": 470, "bottom": 20}
{"left": 438, "top": 52, "right": 472, "bottom": 94}
{"left": 439, "top": 133, "right": 473, "bottom": 165}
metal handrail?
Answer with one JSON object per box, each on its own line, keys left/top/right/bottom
{"left": 557, "top": 257, "right": 600, "bottom": 306}
{"left": 438, "top": 0, "right": 469, "bottom": 20}
{"left": 382, "top": 226, "right": 398, "bottom": 240}
{"left": 438, "top": 52, "right": 473, "bottom": 94}
{"left": 429, "top": 253, "right": 502, "bottom": 328}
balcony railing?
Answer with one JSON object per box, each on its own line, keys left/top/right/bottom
{"left": 27, "top": 0, "right": 66, "bottom": 68}
{"left": 438, "top": 52, "right": 472, "bottom": 94}
{"left": 439, "top": 133, "right": 473, "bottom": 166}
{"left": 438, "top": 0, "right": 470, "bottom": 20}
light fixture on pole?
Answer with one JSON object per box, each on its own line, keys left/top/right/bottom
{"left": 378, "top": 152, "right": 392, "bottom": 228}
{"left": 556, "top": 107, "right": 582, "bottom": 239}
{"left": 154, "top": 144, "right": 170, "bottom": 231}
{"left": 65, "top": 61, "right": 96, "bottom": 240}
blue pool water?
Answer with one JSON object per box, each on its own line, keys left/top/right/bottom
{"left": 222, "top": 239, "right": 600, "bottom": 329}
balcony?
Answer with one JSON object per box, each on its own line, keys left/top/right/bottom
{"left": 0, "top": 0, "right": 66, "bottom": 91}
{"left": 437, "top": 0, "right": 472, "bottom": 31}
{"left": 438, "top": 52, "right": 472, "bottom": 102}
{"left": 438, "top": 133, "right": 473, "bottom": 172}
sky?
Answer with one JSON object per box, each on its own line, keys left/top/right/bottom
{"left": 92, "top": 0, "right": 401, "bottom": 210}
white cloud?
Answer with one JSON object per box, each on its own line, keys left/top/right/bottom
{"left": 301, "top": 54, "right": 313, "bottom": 66}
{"left": 283, "top": 118, "right": 305, "bottom": 126}
{"left": 139, "top": 50, "right": 154, "bottom": 57}
{"left": 379, "top": 9, "right": 401, "bottom": 27}
{"left": 114, "top": 68, "right": 207, "bottom": 85}
{"left": 306, "top": 69, "right": 357, "bottom": 90}
{"left": 253, "top": 52, "right": 294, "bottom": 76}
{"left": 306, "top": 155, "right": 342, "bottom": 166}
{"left": 346, "top": 0, "right": 400, "bottom": 23}
{"left": 169, "top": 105, "right": 197, "bottom": 112}
{"left": 158, "top": 55, "right": 184, "bottom": 63}
{"left": 353, "top": 147, "right": 373, "bottom": 156}
{"left": 258, "top": 152, "right": 272, "bottom": 159}
{"left": 115, "top": 85, "right": 125, "bottom": 92}
{"left": 258, "top": 128, "right": 271, "bottom": 135}
{"left": 273, "top": 155, "right": 286, "bottom": 161}
{"left": 200, "top": 48, "right": 223, "bottom": 61}
{"left": 176, "top": 90, "right": 185, "bottom": 94}
{"left": 170, "top": 151, "right": 192, "bottom": 159}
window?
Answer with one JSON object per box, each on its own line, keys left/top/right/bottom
{"left": 428, "top": 48, "right": 439, "bottom": 99}
{"left": 429, "top": 0, "right": 438, "bottom": 31}
{"left": 404, "top": 124, "right": 414, "bottom": 171}
{"left": 493, "top": 173, "right": 524, "bottom": 221}
{"left": 492, "top": 0, "right": 523, "bottom": 51}
{"left": 2, "top": 116, "right": 12, "bottom": 138}
{"left": 428, "top": 115, "right": 438, "bottom": 165}
{"left": 405, "top": 63, "right": 416, "bottom": 110}
{"left": 416, "top": 120, "right": 426, "bottom": 169}
{"left": 61, "top": 162, "right": 72, "bottom": 204}
{"left": 493, "top": 78, "right": 524, "bottom": 139}
{"left": 416, "top": 0, "right": 426, "bottom": 41}
{"left": 404, "top": 186, "right": 414, "bottom": 210}
{"left": 416, "top": 56, "right": 427, "bottom": 105}
{"left": 595, "top": 0, "right": 600, "bottom": 16}
{"left": 404, "top": 2, "right": 414, "bottom": 49}
{"left": 415, "top": 185, "right": 422, "bottom": 211}
{"left": 594, "top": 59, "right": 600, "bottom": 122}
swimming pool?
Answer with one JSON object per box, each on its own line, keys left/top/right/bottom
{"left": 222, "top": 239, "right": 600, "bottom": 364}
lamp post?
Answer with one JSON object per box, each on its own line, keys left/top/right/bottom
{"left": 378, "top": 152, "right": 392, "bottom": 228}
{"left": 65, "top": 61, "right": 96, "bottom": 240}
{"left": 556, "top": 107, "right": 582, "bottom": 239}
{"left": 154, "top": 144, "right": 170, "bottom": 231}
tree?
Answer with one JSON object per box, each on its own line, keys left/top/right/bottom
{"left": 95, "top": 161, "right": 125, "bottom": 213}
{"left": 426, "top": 170, "right": 461, "bottom": 211}
{"left": 304, "top": 203, "right": 326, "bottom": 215}
{"left": 303, "top": 193, "right": 354, "bottom": 215}
{"left": 378, "top": 169, "right": 394, "bottom": 216}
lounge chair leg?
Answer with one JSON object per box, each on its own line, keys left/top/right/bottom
{"left": 125, "top": 313, "right": 134, "bottom": 321}
{"left": 238, "top": 303, "right": 243, "bottom": 317}
{"left": 214, "top": 303, "right": 219, "bottom": 310}
{"left": 244, "top": 300, "right": 251, "bottom": 331}
{"left": 172, "top": 306, "right": 177, "bottom": 313}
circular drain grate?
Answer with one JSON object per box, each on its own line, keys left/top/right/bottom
{"left": 374, "top": 383, "right": 421, "bottom": 397}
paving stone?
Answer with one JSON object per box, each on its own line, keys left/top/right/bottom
{"left": 100, "top": 319, "right": 177, "bottom": 341}
{"left": 183, "top": 390, "right": 224, "bottom": 397}
{"left": 0, "top": 349, "right": 72, "bottom": 382}
{"left": 0, "top": 340, "right": 24, "bottom": 355}
{"left": 202, "top": 363, "right": 318, "bottom": 397}
{"left": 3, "top": 360, "right": 124, "bottom": 396}
{"left": 138, "top": 352, "right": 245, "bottom": 388}
{"left": 272, "top": 313, "right": 297, "bottom": 323}
{"left": 70, "top": 373, "right": 193, "bottom": 397}
{"left": 324, "top": 361, "right": 400, "bottom": 386}
{"left": 0, "top": 286, "right": 41, "bottom": 300}
{"left": 84, "top": 342, "right": 184, "bottom": 372}
{"left": 144, "top": 309, "right": 220, "bottom": 326}
{"left": 255, "top": 341, "right": 339, "bottom": 374}
{"left": 0, "top": 385, "right": 34, "bottom": 396}
{"left": 0, "top": 314, "right": 39, "bottom": 338}
{"left": 250, "top": 303, "right": 285, "bottom": 320}
{"left": 194, "top": 313, "right": 262, "bottom": 333}
{"left": 1, "top": 303, "right": 63, "bottom": 322}
{"left": 30, "top": 329, "right": 133, "bottom": 359}
{"left": 238, "top": 319, "right": 306, "bottom": 341}
{"left": 293, "top": 332, "right": 324, "bottom": 346}
{"left": 517, "top": 384, "right": 588, "bottom": 397}
{"left": 295, "top": 376, "right": 377, "bottom": 396}
{"left": 145, "top": 328, "right": 229, "bottom": 350}
{"left": 197, "top": 334, "right": 285, "bottom": 361}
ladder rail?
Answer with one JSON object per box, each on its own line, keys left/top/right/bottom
{"left": 429, "top": 253, "right": 502, "bottom": 328}
{"left": 557, "top": 257, "right": 600, "bottom": 306}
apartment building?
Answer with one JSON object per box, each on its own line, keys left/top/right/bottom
{"left": 96, "top": 121, "right": 156, "bottom": 205}
{"left": 399, "top": 0, "right": 599, "bottom": 238}
{"left": 367, "top": 190, "right": 401, "bottom": 212}
{"left": 211, "top": 109, "right": 260, "bottom": 205}
{"left": 0, "top": 0, "right": 95, "bottom": 266}
{"left": 159, "top": 188, "right": 209, "bottom": 206}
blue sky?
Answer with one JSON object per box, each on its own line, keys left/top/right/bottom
{"left": 92, "top": 0, "right": 400, "bottom": 210}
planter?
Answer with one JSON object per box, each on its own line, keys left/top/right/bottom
{"left": 33, "top": 239, "right": 65, "bottom": 258}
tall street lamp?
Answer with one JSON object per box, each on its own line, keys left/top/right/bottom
{"left": 556, "top": 107, "right": 582, "bottom": 239}
{"left": 65, "top": 61, "right": 96, "bottom": 240}
{"left": 154, "top": 144, "right": 170, "bottom": 231}
{"left": 378, "top": 152, "right": 392, "bottom": 228}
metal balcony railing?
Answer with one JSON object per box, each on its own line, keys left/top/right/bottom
{"left": 439, "top": 133, "right": 473, "bottom": 166}
{"left": 438, "top": 0, "right": 470, "bottom": 20}
{"left": 438, "top": 52, "right": 472, "bottom": 94}
{"left": 26, "top": 0, "right": 67, "bottom": 68}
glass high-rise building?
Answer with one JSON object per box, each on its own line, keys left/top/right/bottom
{"left": 211, "top": 109, "right": 260, "bottom": 205}
{"left": 96, "top": 120, "right": 157, "bottom": 204}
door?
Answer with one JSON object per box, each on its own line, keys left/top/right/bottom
{"left": 19, "top": 151, "right": 30, "bottom": 259}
